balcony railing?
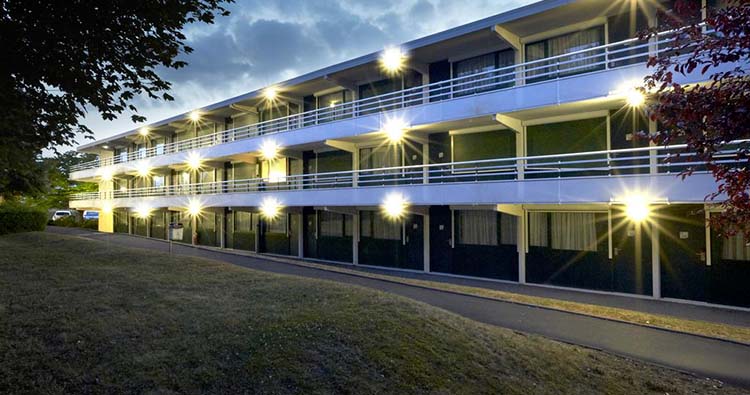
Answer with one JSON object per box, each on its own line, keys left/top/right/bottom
{"left": 70, "top": 30, "right": 680, "bottom": 174}
{"left": 69, "top": 141, "right": 748, "bottom": 202}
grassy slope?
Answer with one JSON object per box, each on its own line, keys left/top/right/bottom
{"left": 0, "top": 232, "right": 742, "bottom": 394}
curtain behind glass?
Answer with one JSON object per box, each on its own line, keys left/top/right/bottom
{"left": 529, "top": 212, "right": 548, "bottom": 247}
{"left": 722, "top": 233, "right": 750, "bottom": 261}
{"left": 454, "top": 53, "right": 496, "bottom": 97}
{"left": 500, "top": 213, "right": 518, "bottom": 245}
{"left": 550, "top": 212, "right": 598, "bottom": 252}
{"left": 457, "top": 210, "right": 497, "bottom": 246}
{"left": 267, "top": 214, "right": 287, "bottom": 234}
{"left": 319, "top": 211, "right": 344, "bottom": 237}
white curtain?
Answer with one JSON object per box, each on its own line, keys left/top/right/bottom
{"left": 319, "top": 211, "right": 343, "bottom": 237}
{"left": 529, "top": 212, "right": 549, "bottom": 247}
{"left": 372, "top": 212, "right": 401, "bottom": 240}
{"left": 360, "top": 211, "right": 372, "bottom": 237}
{"left": 267, "top": 214, "right": 287, "bottom": 234}
{"left": 549, "top": 27, "right": 602, "bottom": 75}
{"left": 500, "top": 214, "right": 518, "bottom": 245}
{"left": 454, "top": 53, "right": 496, "bottom": 94}
{"left": 550, "top": 212, "right": 598, "bottom": 252}
{"left": 721, "top": 233, "right": 750, "bottom": 261}
{"left": 458, "top": 210, "right": 497, "bottom": 246}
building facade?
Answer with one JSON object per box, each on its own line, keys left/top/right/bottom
{"left": 69, "top": 0, "right": 750, "bottom": 308}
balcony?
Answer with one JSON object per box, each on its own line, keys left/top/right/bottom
{"left": 70, "top": 31, "right": 679, "bottom": 175}
{"left": 69, "top": 141, "right": 747, "bottom": 208}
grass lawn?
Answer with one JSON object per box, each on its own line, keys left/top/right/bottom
{"left": 264, "top": 256, "right": 750, "bottom": 345}
{"left": 0, "top": 232, "right": 744, "bottom": 394}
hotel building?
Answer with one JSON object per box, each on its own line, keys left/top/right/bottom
{"left": 69, "top": 0, "right": 749, "bottom": 308}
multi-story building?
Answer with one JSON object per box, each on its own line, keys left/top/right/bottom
{"left": 69, "top": 0, "right": 749, "bottom": 308}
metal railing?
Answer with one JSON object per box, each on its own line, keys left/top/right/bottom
{"left": 70, "top": 30, "right": 678, "bottom": 173}
{"left": 69, "top": 141, "right": 748, "bottom": 202}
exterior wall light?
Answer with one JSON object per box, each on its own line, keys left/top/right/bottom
{"left": 624, "top": 194, "right": 650, "bottom": 222}
{"left": 381, "top": 192, "right": 409, "bottom": 220}
{"left": 101, "top": 201, "right": 113, "bottom": 214}
{"left": 259, "top": 197, "right": 283, "bottom": 220}
{"left": 625, "top": 88, "right": 645, "bottom": 108}
{"left": 186, "top": 199, "right": 204, "bottom": 219}
{"left": 380, "top": 46, "right": 406, "bottom": 74}
{"left": 263, "top": 87, "right": 278, "bottom": 101}
{"left": 135, "top": 162, "right": 151, "bottom": 178}
{"left": 382, "top": 117, "right": 409, "bottom": 144}
{"left": 186, "top": 152, "right": 203, "bottom": 172}
{"left": 138, "top": 127, "right": 149, "bottom": 137}
{"left": 189, "top": 111, "right": 201, "bottom": 122}
{"left": 133, "top": 203, "right": 152, "bottom": 219}
{"left": 98, "top": 168, "right": 114, "bottom": 182}
{"left": 259, "top": 140, "right": 281, "bottom": 161}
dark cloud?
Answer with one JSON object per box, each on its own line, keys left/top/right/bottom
{"left": 82, "top": 0, "right": 537, "bottom": 140}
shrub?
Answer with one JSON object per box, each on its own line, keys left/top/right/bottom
{"left": 54, "top": 216, "right": 81, "bottom": 228}
{"left": 81, "top": 219, "right": 99, "bottom": 230}
{"left": 0, "top": 205, "right": 48, "bottom": 235}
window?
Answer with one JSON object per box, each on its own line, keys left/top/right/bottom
{"left": 267, "top": 214, "right": 287, "bottom": 234}
{"left": 319, "top": 211, "right": 344, "bottom": 237}
{"left": 451, "top": 130, "right": 516, "bottom": 170}
{"left": 234, "top": 211, "right": 256, "bottom": 232}
{"left": 360, "top": 211, "right": 400, "bottom": 240}
{"left": 137, "top": 144, "right": 146, "bottom": 159}
{"left": 457, "top": 211, "right": 497, "bottom": 246}
{"left": 453, "top": 50, "right": 514, "bottom": 96}
{"left": 359, "top": 146, "right": 402, "bottom": 170}
{"left": 525, "top": 26, "right": 604, "bottom": 81}
{"left": 529, "top": 212, "right": 600, "bottom": 252}
{"left": 153, "top": 138, "right": 166, "bottom": 156}
{"left": 153, "top": 175, "right": 165, "bottom": 188}
{"left": 317, "top": 90, "right": 353, "bottom": 122}
{"left": 526, "top": 117, "right": 607, "bottom": 157}
{"left": 721, "top": 233, "right": 750, "bottom": 261}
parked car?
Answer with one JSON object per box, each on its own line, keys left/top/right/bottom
{"left": 51, "top": 210, "right": 73, "bottom": 221}
{"left": 83, "top": 211, "right": 99, "bottom": 221}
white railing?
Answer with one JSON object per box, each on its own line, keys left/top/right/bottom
{"left": 69, "top": 141, "right": 749, "bottom": 202}
{"left": 70, "top": 30, "right": 677, "bottom": 173}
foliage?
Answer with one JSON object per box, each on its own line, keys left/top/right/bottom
{"left": 0, "top": 203, "right": 47, "bottom": 235}
{"left": 0, "top": 0, "right": 232, "bottom": 196}
{"left": 640, "top": 0, "right": 750, "bottom": 236}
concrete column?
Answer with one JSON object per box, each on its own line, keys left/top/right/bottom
{"left": 352, "top": 211, "right": 360, "bottom": 265}
{"left": 518, "top": 209, "right": 526, "bottom": 284}
{"left": 651, "top": 224, "right": 661, "bottom": 298}
{"left": 297, "top": 212, "right": 304, "bottom": 258}
{"left": 422, "top": 143, "right": 430, "bottom": 184}
{"left": 423, "top": 214, "right": 430, "bottom": 272}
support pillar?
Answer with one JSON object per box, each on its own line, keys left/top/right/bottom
{"left": 651, "top": 225, "right": 661, "bottom": 298}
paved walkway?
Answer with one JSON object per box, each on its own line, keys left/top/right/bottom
{"left": 47, "top": 227, "right": 750, "bottom": 388}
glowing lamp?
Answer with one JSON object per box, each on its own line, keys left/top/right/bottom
{"left": 101, "top": 201, "right": 113, "bottom": 214}
{"left": 260, "top": 140, "right": 281, "bottom": 161}
{"left": 138, "top": 127, "right": 149, "bottom": 137}
{"left": 98, "top": 168, "right": 114, "bottom": 182}
{"left": 186, "top": 152, "right": 203, "bottom": 172}
{"left": 263, "top": 87, "right": 278, "bottom": 101}
{"left": 380, "top": 46, "right": 406, "bottom": 74}
{"left": 624, "top": 195, "right": 650, "bottom": 222}
{"left": 133, "top": 204, "right": 152, "bottom": 219}
{"left": 259, "top": 197, "right": 283, "bottom": 220}
{"left": 381, "top": 193, "right": 408, "bottom": 220}
{"left": 186, "top": 199, "right": 203, "bottom": 218}
{"left": 135, "top": 162, "right": 151, "bottom": 178}
{"left": 626, "top": 88, "right": 645, "bottom": 107}
{"left": 382, "top": 117, "right": 409, "bottom": 143}
{"left": 189, "top": 111, "right": 201, "bottom": 122}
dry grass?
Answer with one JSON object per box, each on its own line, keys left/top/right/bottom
{"left": 260, "top": 255, "right": 750, "bottom": 345}
{"left": 0, "top": 232, "right": 744, "bottom": 394}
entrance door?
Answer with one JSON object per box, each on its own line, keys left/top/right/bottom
{"left": 612, "top": 209, "right": 652, "bottom": 295}
{"left": 659, "top": 205, "right": 708, "bottom": 302}
{"left": 404, "top": 214, "right": 424, "bottom": 270}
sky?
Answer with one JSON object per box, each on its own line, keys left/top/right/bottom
{"left": 77, "top": 0, "right": 538, "bottom": 146}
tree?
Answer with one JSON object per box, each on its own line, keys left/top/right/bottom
{"left": 640, "top": 0, "right": 750, "bottom": 237}
{"left": 0, "top": 0, "right": 232, "bottom": 197}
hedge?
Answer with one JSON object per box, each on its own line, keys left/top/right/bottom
{"left": 0, "top": 206, "right": 48, "bottom": 235}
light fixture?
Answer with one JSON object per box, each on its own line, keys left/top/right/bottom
{"left": 101, "top": 201, "right": 113, "bottom": 214}
{"left": 138, "top": 127, "right": 149, "bottom": 137}
{"left": 133, "top": 203, "right": 152, "bottom": 219}
{"left": 624, "top": 194, "right": 650, "bottom": 222}
{"left": 98, "top": 168, "right": 114, "bottom": 182}
{"left": 189, "top": 110, "right": 201, "bottom": 122}
{"left": 259, "top": 140, "right": 281, "bottom": 161}
{"left": 102, "top": 145, "right": 110, "bottom": 150}
{"left": 382, "top": 116, "right": 409, "bottom": 144}
{"left": 625, "top": 88, "right": 645, "bottom": 108}
{"left": 259, "top": 197, "right": 283, "bottom": 220}
{"left": 381, "top": 192, "right": 409, "bottom": 220}
{"left": 185, "top": 152, "right": 203, "bottom": 172}
{"left": 185, "top": 199, "right": 203, "bottom": 219}
{"left": 263, "top": 87, "right": 278, "bottom": 101}
{"left": 135, "top": 162, "right": 151, "bottom": 178}
{"left": 380, "top": 46, "right": 406, "bottom": 74}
